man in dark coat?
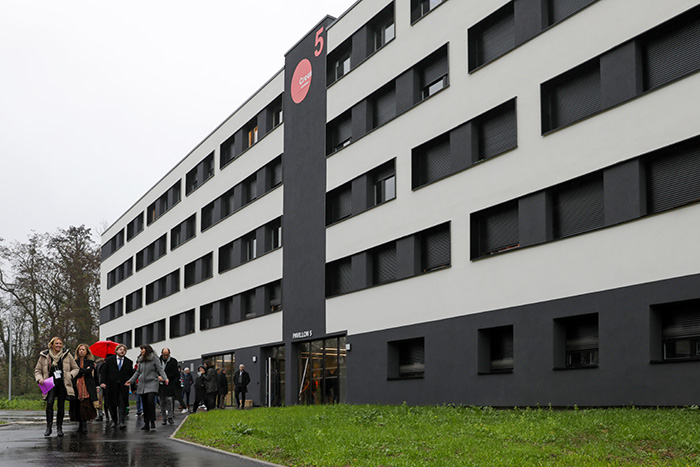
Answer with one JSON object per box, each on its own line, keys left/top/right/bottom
{"left": 159, "top": 348, "right": 180, "bottom": 425}
{"left": 217, "top": 368, "right": 228, "bottom": 409}
{"left": 202, "top": 360, "right": 218, "bottom": 411}
{"left": 234, "top": 364, "right": 251, "bottom": 409}
{"left": 99, "top": 344, "right": 134, "bottom": 429}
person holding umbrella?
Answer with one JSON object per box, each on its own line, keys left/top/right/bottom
{"left": 69, "top": 344, "right": 98, "bottom": 433}
{"left": 91, "top": 340, "right": 118, "bottom": 424}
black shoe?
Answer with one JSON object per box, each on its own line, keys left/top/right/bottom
{"left": 82, "top": 422, "right": 89, "bottom": 433}
{"left": 168, "top": 418, "right": 174, "bottom": 425}
{"left": 161, "top": 419, "right": 167, "bottom": 425}
{"left": 150, "top": 421, "right": 155, "bottom": 429}
{"left": 141, "top": 423, "right": 150, "bottom": 431}
{"left": 119, "top": 422, "right": 126, "bottom": 429}
{"left": 44, "top": 424, "right": 52, "bottom": 437}
{"left": 56, "top": 425, "right": 63, "bottom": 437}
{"left": 95, "top": 415, "right": 103, "bottom": 422}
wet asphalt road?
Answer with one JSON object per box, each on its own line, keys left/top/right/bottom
{"left": 0, "top": 411, "right": 276, "bottom": 467}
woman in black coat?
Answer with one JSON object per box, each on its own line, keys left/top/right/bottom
{"left": 191, "top": 366, "right": 207, "bottom": 413}
{"left": 70, "top": 343, "right": 98, "bottom": 433}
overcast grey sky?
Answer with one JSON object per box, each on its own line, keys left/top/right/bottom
{"left": 0, "top": 0, "right": 357, "bottom": 245}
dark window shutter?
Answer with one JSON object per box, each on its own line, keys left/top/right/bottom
{"left": 422, "top": 224, "right": 450, "bottom": 271}
{"left": 373, "top": 245, "right": 397, "bottom": 284}
{"left": 553, "top": 174, "right": 604, "bottom": 238}
{"left": 422, "top": 51, "right": 448, "bottom": 86}
{"left": 399, "top": 338, "right": 425, "bottom": 376}
{"left": 644, "top": 15, "right": 700, "bottom": 90}
{"left": 663, "top": 309, "right": 700, "bottom": 339}
{"left": 566, "top": 316, "right": 598, "bottom": 351}
{"left": 479, "top": 102, "right": 517, "bottom": 160}
{"left": 338, "top": 259, "right": 353, "bottom": 294}
{"left": 373, "top": 161, "right": 395, "bottom": 182}
{"left": 549, "top": 62, "right": 601, "bottom": 130}
{"left": 647, "top": 144, "right": 700, "bottom": 214}
{"left": 547, "top": 0, "right": 596, "bottom": 25}
{"left": 420, "top": 137, "right": 451, "bottom": 186}
{"left": 476, "top": 5, "right": 514, "bottom": 66}
{"left": 336, "top": 117, "right": 352, "bottom": 145}
{"left": 478, "top": 202, "right": 519, "bottom": 256}
{"left": 337, "top": 186, "right": 352, "bottom": 220}
{"left": 374, "top": 87, "right": 396, "bottom": 128}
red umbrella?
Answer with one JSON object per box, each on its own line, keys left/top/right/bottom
{"left": 90, "top": 340, "right": 119, "bottom": 359}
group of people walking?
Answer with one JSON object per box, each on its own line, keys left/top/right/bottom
{"left": 35, "top": 337, "right": 252, "bottom": 437}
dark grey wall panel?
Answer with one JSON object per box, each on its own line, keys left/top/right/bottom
{"left": 514, "top": 0, "right": 543, "bottom": 45}
{"left": 345, "top": 273, "right": 700, "bottom": 406}
{"left": 601, "top": 41, "right": 643, "bottom": 109}
{"left": 518, "top": 191, "right": 552, "bottom": 246}
{"left": 283, "top": 17, "right": 335, "bottom": 406}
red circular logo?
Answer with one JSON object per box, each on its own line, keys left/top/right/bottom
{"left": 291, "top": 59, "right": 312, "bottom": 104}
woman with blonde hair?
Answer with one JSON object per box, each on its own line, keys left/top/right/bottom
{"left": 34, "top": 337, "right": 79, "bottom": 437}
{"left": 69, "top": 343, "right": 98, "bottom": 433}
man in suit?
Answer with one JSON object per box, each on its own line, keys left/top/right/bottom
{"left": 216, "top": 368, "right": 228, "bottom": 409}
{"left": 159, "top": 348, "right": 180, "bottom": 425}
{"left": 99, "top": 344, "right": 134, "bottom": 429}
{"left": 234, "top": 364, "right": 251, "bottom": 409}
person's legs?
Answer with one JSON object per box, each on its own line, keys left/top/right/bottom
{"left": 117, "top": 387, "right": 129, "bottom": 428}
{"left": 44, "top": 388, "right": 56, "bottom": 436}
{"left": 240, "top": 391, "right": 247, "bottom": 409}
{"left": 107, "top": 385, "right": 119, "bottom": 426}
{"left": 54, "top": 383, "right": 67, "bottom": 435}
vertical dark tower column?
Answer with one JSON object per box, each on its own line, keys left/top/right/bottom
{"left": 283, "top": 16, "right": 334, "bottom": 405}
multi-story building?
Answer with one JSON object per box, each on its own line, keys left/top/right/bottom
{"left": 100, "top": 0, "right": 700, "bottom": 407}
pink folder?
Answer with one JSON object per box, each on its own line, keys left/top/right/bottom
{"left": 39, "top": 377, "right": 55, "bottom": 395}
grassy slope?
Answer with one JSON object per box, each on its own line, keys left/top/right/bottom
{"left": 175, "top": 405, "right": 700, "bottom": 466}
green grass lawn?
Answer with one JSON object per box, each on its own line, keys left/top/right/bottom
{"left": 0, "top": 396, "right": 45, "bottom": 411}
{"left": 175, "top": 404, "right": 700, "bottom": 466}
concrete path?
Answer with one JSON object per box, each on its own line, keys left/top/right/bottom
{"left": 0, "top": 410, "right": 278, "bottom": 466}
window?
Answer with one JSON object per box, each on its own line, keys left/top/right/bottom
{"left": 245, "top": 118, "right": 259, "bottom": 149}
{"left": 420, "top": 223, "right": 450, "bottom": 272}
{"left": 468, "top": 2, "right": 514, "bottom": 71}
{"left": 472, "top": 201, "right": 519, "bottom": 258}
{"left": 541, "top": 59, "right": 601, "bottom": 132}
{"left": 371, "top": 4, "right": 395, "bottom": 52}
{"left": 327, "top": 112, "right": 352, "bottom": 154}
{"left": 100, "top": 299, "right": 123, "bottom": 323}
{"left": 372, "top": 244, "right": 397, "bottom": 285}
{"left": 328, "top": 42, "right": 352, "bottom": 84}
{"left": 372, "top": 83, "right": 396, "bottom": 129}
{"left": 240, "top": 232, "right": 256, "bottom": 262}
{"left": 420, "top": 47, "right": 449, "bottom": 100}
{"left": 557, "top": 314, "right": 599, "bottom": 369}
{"left": 269, "top": 155, "right": 283, "bottom": 187}
{"left": 373, "top": 162, "right": 396, "bottom": 206}
{"left": 125, "top": 289, "right": 142, "bottom": 314}
{"left": 135, "top": 319, "right": 166, "bottom": 346}
{"left": 170, "top": 309, "right": 195, "bottom": 339}
{"left": 101, "top": 230, "right": 124, "bottom": 261}
{"left": 269, "top": 97, "right": 283, "bottom": 128}
{"left": 476, "top": 99, "right": 517, "bottom": 162}
{"left": 106, "top": 258, "right": 133, "bottom": 289}
{"left": 184, "top": 252, "right": 213, "bottom": 288}
{"left": 411, "top": 0, "right": 445, "bottom": 23}
{"left": 268, "top": 281, "right": 282, "bottom": 312}
{"left": 552, "top": 174, "right": 604, "bottom": 239}
{"left": 656, "top": 300, "right": 700, "bottom": 362}
{"left": 546, "top": 0, "right": 596, "bottom": 26}
{"left": 269, "top": 218, "right": 282, "bottom": 250}
{"left": 243, "top": 174, "right": 257, "bottom": 204}
{"left": 243, "top": 290, "right": 256, "bottom": 319}
{"left": 646, "top": 138, "right": 700, "bottom": 215}
{"left": 185, "top": 153, "right": 215, "bottom": 195}
{"left": 412, "top": 135, "right": 450, "bottom": 188}
{"left": 145, "top": 270, "right": 180, "bottom": 305}
{"left": 147, "top": 181, "right": 181, "bottom": 225}
{"left": 326, "top": 185, "right": 352, "bottom": 225}
{"left": 106, "top": 331, "right": 131, "bottom": 349}
{"left": 134, "top": 234, "right": 167, "bottom": 271}
{"left": 389, "top": 338, "right": 425, "bottom": 379}
{"left": 171, "top": 214, "right": 196, "bottom": 250}
{"left": 479, "top": 326, "right": 514, "bottom": 374}
{"left": 126, "top": 213, "right": 144, "bottom": 241}
{"left": 200, "top": 304, "right": 214, "bottom": 330}
{"left": 220, "top": 133, "right": 237, "bottom": 169}
{"left": 327, "top": 258, "right": 353, "bottom": 297}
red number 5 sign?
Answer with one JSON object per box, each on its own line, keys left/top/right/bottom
{"left": 314, "top": 27, "right": 324, "bottom": 57}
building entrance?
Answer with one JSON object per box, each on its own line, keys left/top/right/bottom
{"left": 297, "top": 337, "right": 346, "bottom": 405}
{"left": 209, "top": 352, "right": 235, "bottom": 407}
{"left": 264, "top": 345, "right": 286, "bottom": 407}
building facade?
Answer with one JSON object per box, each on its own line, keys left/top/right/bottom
{"left": 100, "top": 0, "right": 700, "bottom": 407}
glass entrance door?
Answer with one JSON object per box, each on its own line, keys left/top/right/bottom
{"left": 298, "top": 337, "right": 346, "bottom": 405}
{"left": 209, "top": 352, "right": 235, "bottom": 407}
{"left": 264, "top": 345, "right": 286, "bottom": 407}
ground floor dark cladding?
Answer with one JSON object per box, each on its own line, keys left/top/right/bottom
{"left": 186, "top": 273, "right": 700, "bottom": 408}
